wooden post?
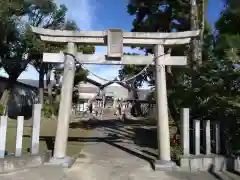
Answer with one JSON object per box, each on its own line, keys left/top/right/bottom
{"left": 15, "top": 116, "right": 24, "bottom": 157}
{"left": 154, "top": 44, "right": 171, "bottom": 161}
{"left": 53, "top": 42, "right": 76, "bottom": 159}
{"left": 0, "top": 116, "right": 7, "bottom": 158}
{"left": 31, "top": 104, "right": 42, "bottom": 155}
{"left": 180, "top": 108, "right": 190, "bottom": 156}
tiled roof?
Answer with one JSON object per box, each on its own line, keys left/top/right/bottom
{"left": 17, "top": 79, "right": 56, "bottom": 88}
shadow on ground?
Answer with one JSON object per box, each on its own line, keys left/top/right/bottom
{"left": 69, "top": 118, "right": 159, "bottom": 162}
{"left": 23, "top": 118, "right": 158, "bottom": 163}
{"left": 23, "top": 118, "right": 240, "bottom": 179}
{"left": 70, "top": 118, "right": 158, "bottom": 148}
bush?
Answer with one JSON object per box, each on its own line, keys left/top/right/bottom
{"left": 0, "top": 104, "right": 5, "bottom": 115}
{"left": 42, "top": 103, "right": 59, "bottom": 119}
{"left": 171, "top": 144, "right": 183, "bottom": 162}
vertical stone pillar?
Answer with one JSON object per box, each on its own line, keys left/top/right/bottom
{"left": 214, "top": 121, "right": 221, "bottom": 154}
{"left": 154, "top": 44, "right": 171, "bottom": 161}
{"left": 0, "top": 116, "right": 7, "bottom": 158}
{"left": 180, "top": 108, "right": 190, "bottom": 156}
{"left": 15, "top": 116, "right": 24, "bottom": 157}
{"left": 194, "top": 119, "right": 201, "bottom": 155}
{"left": 31, "top": 104, "right": 42, "bottom": 155}
{"left": 204, "top": 120, "right": 211, "bottom": 154}
{"left": 53, "top": 42, "right": 76, "bottom": 160}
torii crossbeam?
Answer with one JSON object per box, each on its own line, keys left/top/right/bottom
{"left": 31, "top": 26, "right": 199, "bottom": 169}
{"left": 43, "top": 52, "right": 187, "bottom": 65}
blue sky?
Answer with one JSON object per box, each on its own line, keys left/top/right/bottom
{"left": 0, "top": 0, "right": 224, "bottom": 82}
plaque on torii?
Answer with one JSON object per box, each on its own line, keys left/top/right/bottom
{"left": 31, "top": 26, "right": 200, "bottom": 168}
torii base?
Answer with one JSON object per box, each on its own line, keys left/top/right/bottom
{"left": 153, "top": 160, "right": 177, "bottom": 171}
{"left": 45, "top": 156, "right": 75, "bottom": 168}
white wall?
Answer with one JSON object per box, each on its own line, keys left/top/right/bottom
{"left": 78, "top": 93, "right": 97, "bottom": 99}
{"left": 103, "top": 83, "right": 129, "bottom": 100}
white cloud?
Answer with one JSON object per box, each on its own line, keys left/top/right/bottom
{"left": 57, "top": 0, "right": 98, "bottom": 30}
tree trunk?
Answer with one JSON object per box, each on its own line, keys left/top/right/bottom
{"left": 190, "top": 0, "right": 200, "bottom": 70}
{"left": 46, "top": 70, "right": 52, "bottom": 104}
{"left": 0, "top": 77, "right": 17, "bottom": 115}
{"left": 130, "top": 81, "right": 142, "bottom": 116}
{"left": 39, "top": 67, "right": 44, "bottom": 105}
{"left": 198, "top": 0, "right": 205, "bottom": 65}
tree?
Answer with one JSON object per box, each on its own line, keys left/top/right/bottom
{"left": 25, "top": 0, "right": 95, "bottom": 105}
{"left": 122, "top": 0, "right": 209, "bottom": 104}
{"left": 72, "top": 66, "right": 88, "bottom": 104}
{"left": 211, "top": 0, "right": 240, "bottom": 153}
{"left": 119, "top": 52, "right": 151, "bottom": 116}
{"left": 0, "top": 0, "right": 33, "bottom": 113}
{"left": 24, "top": 2, "right": 78, "bottom": 105}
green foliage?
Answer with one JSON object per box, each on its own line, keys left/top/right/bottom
{"left": 42, "top": 104, "right": 53, "bottom": 118}
{"left": 171, "top": 144, "right": 183, "bottom": 161}
{"left": 25, "top": 2, "right": 75, "bottom": 74}
{"left": 0, "top": 104, "right": 5, "bottom": 115}
{"left": 74, "top": 66, "right": 88, "bottom": 87}
{"left": 0, "top": 0, "right": 30, "bottom": 75}
{"left": 42, "top": 103, "right": 59, "bottom": 118}
{"left": 122, "top": 0, "right": 240, "bottom": 154}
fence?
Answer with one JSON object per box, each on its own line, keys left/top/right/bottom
{"left": 179, "top": 108, "right": 232, "bottom": 171}
{"left": 180, "top": 108, "right": 221, "bottom": 156}
{"left": 0, "top": 104, "right": 42, "bottom": 158}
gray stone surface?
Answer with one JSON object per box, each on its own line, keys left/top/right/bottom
{"left": 180, "top": 108, "right": 190, "bottom": 156}
{"left": 15, "top": 116, "right": 24, "bottom": 157}
{"left": 31, "top": 104, "right": 42, "bottom": 155}
{"left": 0, "top": 152, "right": 51, "bottom": 173}
{"left": 153, "top": 160, "right": 177, "bottom": 171}
{"left": 46, "top": 156, "right": 75, "bottom": 168}
{"left": 65, "top": 122, "right": 240, "bottom": 180}
{"left": 1, "top": 165, "right": 240, "bottom": 180}
{"left": 0, "top": 116, "right": 7, "bottom": 158}
{"left": 63, "top": 126, "right": 239, "bottom": 180}
{"left": 180, "top": 154, "right": 240, "bottom": 172}
{"left": 0, "top": 165, "right": 69, "bottom": 180}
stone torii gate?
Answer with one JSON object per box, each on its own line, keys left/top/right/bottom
{"left": 31, "top": 27, "right": 199, "bottom": 168}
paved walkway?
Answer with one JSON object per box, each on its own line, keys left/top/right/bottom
{"left": 64, "top": 125, "right": 240, "bottom": 180}
{"left": 0, "top": 120, "right": 240, "bottom": 180}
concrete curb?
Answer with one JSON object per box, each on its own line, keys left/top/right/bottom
{"left": 180, "top": 155, "right": 240, "bottom": 172}
{"left": 0, "top": 151, "right": 52, "bottom": 174}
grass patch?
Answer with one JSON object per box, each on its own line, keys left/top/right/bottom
{"left": 5, "top": 118, "right": 90, "bottom": 158}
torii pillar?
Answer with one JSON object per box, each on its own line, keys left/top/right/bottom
{"left": 154, "top": 44, "right": 171, "bottom": 164}
{"left": 52, "top": 42, "right": 76, "bottom": 166}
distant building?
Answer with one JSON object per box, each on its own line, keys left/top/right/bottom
{"left": 0, "top": 75, "right": 152, "bottom": 116}
{"left": 77, "top": 77, "right": 152, "bottom": 111}
{"left": 0, "top": 77, "right": 38, "bottom": 119}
